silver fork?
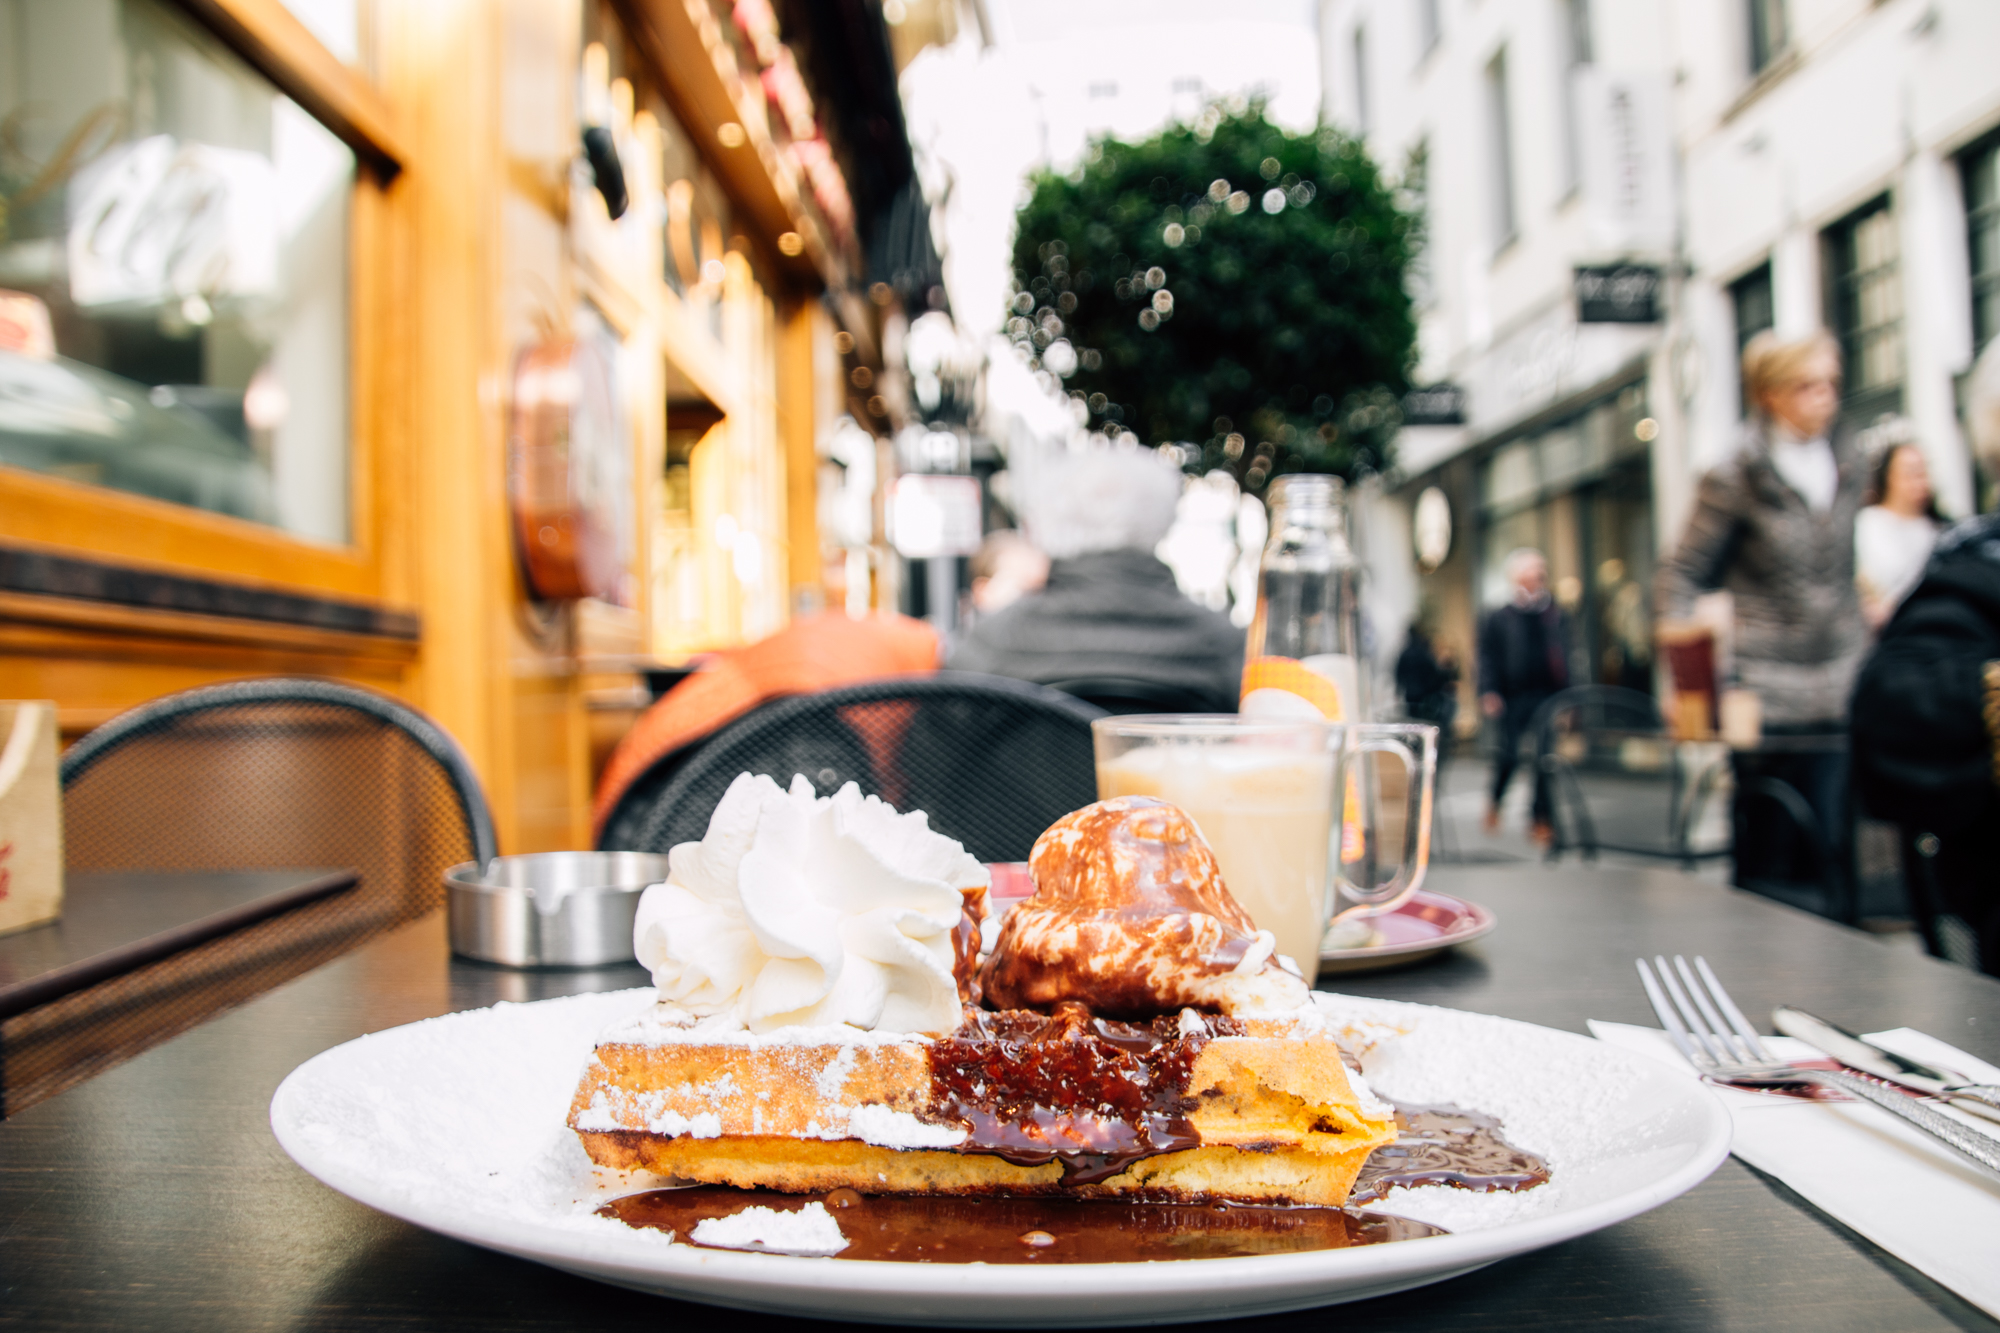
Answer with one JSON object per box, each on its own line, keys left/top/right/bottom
{"left": 1636, "top": 954, "right": 2000, "bottom": 1180}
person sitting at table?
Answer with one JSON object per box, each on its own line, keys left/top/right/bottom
{"left": 1655, "top": 330, "right": 1865, "bottom": 906}
{"left": 946, "top": 443, "right": 1241, "bottom": 711}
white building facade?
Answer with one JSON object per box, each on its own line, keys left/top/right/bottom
{"left": 1321, "top": 0, "right": 2000, "bottom": 716}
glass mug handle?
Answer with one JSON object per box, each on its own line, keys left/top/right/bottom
{"left": 1330, "top": 724, "right": 1438, "bottom": 920}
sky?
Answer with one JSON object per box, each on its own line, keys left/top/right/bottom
{"left": 901, "top": 0, "right": 1325, "bottom": 343}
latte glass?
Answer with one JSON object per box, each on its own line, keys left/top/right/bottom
{"left": 1092, "top": 715, "right": 1435, "bottom": 971}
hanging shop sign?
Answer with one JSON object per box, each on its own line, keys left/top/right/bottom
{"left": 508, "top": 324, "right": 631, "bottom": 603}
{"left": 1402, "top": 383, "right": 1468, "bottom": 426}
{"left": 1574, "top": 264, "right": 1661, "bottom": 324}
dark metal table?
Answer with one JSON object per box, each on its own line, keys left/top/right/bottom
{"left": 0, "top": 869, "right": 359, "bottom": 1019}
{"left": 3, "top": 863, "right": 1997, "bottom": 1331}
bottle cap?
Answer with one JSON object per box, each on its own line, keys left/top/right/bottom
{"left": 1267, "top": 474, "right": 1344, "bottom": 511}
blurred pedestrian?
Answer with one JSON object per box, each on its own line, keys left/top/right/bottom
{"left": 1855, "top": 435, "right": 1943, "bottom": 631}
{"left": 1851, "top": 513, "right": 2000, "bottom": 975}
{"left": 1655, "top": 330, "right": 1864, "bottom": 901}
{"left": 947, "top": 445, "right": 1241, "bottom": 710}
{"left": 1396, "top": 616, "right": 1460, "bottom": 763}
{"left": 1478, "top": 547, "right": 1571, "bottom": 848}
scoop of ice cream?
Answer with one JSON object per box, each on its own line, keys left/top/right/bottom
{"left": 633, "top": 773, "right": 988, "bottom": 1035}
{"left": 978, "top": 796, "right": 1310, "bottom": 1018}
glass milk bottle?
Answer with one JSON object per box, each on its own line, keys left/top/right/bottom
{"left": 1241, "top": 475, "right": 1367, "bottom": 722}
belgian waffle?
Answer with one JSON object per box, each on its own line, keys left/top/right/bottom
{"left": 569, "top": 1000, "right": 1395, "bottom": 1207}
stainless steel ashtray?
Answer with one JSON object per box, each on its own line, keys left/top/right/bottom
{"left": 444, "top": 851, "right": 670, "bottom": 968}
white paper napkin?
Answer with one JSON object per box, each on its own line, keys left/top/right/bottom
{"left": 1589, "top": 1021, "right": 2000, "bottom": 1317}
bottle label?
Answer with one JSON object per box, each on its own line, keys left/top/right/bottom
{"left": 1240, "top": 656, "right": 1348, "bottom": 721}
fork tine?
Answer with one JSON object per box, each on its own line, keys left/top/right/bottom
{"left": 1653, "top": 955, "right": 1731, "bottom": 1063}
{"left": 1635, "top": 958, "right": 1704, "bottom": 1065}
{"left": 1673, "top": 955, "right": 1755, "bottom": 1063}
{"left": 1692, "top": 955, "right": 1774, "bottom": 1061}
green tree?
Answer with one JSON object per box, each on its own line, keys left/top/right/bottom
{"left": 1006, "top": 104, "right": 1418, "bottom": 488}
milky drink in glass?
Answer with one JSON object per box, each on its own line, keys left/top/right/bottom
{"left": 1095, "top": 736, "right": 1334, "bottom": 971}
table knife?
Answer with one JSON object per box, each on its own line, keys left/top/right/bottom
{"left": 1773, "top": 1005, "right": 2000, "bottom": 1123}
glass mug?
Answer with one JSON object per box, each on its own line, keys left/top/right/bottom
{"left": 1091, "top": 715, "right": 1436, "bottom": 971}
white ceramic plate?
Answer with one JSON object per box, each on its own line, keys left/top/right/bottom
{"left": 271, "top": 990, "right": 1730, "bottom": 1327}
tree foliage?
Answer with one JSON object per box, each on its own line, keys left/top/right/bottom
{"left": 1006, "top": 104, "right": 1418, "bottom": 487}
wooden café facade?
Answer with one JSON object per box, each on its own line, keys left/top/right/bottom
{"left": 0, "top": 0, "right": 919, "bottom": 852}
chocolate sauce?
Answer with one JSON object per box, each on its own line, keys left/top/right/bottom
{"left": 599, "top": 1187, "right": 1447, "bottom": 1263}
{"left": 1348, "top": 1103, "right": 1551, "bottom": 1205}
{"left": 927, "top": 1002, "right": 1242, "bottom": 1184}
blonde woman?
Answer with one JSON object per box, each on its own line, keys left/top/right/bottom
{"left": 1655, "top": 331, "right": 1864, "bottom": 902}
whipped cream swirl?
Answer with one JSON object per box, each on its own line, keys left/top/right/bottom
{"left": 633, "top": 773, "right": 987, "bottom": 1035}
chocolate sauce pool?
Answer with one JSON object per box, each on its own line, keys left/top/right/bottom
{"left": 600, "top": 1187, "right": 1444, "bottom": 1262}
{"left": 599, "top": 1099, "right": 1547, "bottom": 1263}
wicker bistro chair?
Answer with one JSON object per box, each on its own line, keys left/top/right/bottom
{"left": 597, "top": 674, "right": 1104, "bottom": 864}
{"left": 1530, "top": 685, "right": 1732, "bottom": 869}
{"left": 1, "top": 678, "right": 495, "bottom": 1116}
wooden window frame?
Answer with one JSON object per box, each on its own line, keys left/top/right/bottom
{"left": 0, "top": 0, "right": 408, "bottom": 607}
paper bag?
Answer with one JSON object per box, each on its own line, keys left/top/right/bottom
{"left": 0, "top": 701, "right": 64, "bottom": 937}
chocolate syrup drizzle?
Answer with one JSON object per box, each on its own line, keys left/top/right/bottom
{"left": 1348, "top": 1103, "right": 1551, "bottom": 1204}
{"left": 926, "top": 1001, "right": 1241, "bottom": 1184}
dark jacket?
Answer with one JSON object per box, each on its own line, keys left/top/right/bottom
{"left": 1654, "top": 421, "right": 1866, "bottom": 725}
{"left": 1478, "top": 598, "right": 1571, "bottom": 702}
{"left": 1852, "top": 514, "right": 2000, "bottom": 835}
{"left": 946, "top": 548, "right": 1243, "bottom": 709}
{"left": 1396, "top": 629, "right": 1459, "bottom": 729}
{"left": 1852, "top": 514, "right": 2000, "bottom": 973}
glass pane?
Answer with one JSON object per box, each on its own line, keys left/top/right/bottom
{"left": 0, "top": 0, "right": 353, "bottom": 543}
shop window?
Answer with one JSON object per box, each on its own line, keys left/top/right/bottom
{"left": 1747, "top": 0, "right": 1786, "bottom": 77}
{"left": 0, "top": 0, "right": 355, "bottom": 543}
{"left": 1822, "top": 195, "right": 1904, "bottom": 424}
{"left": 1484, "top": 48, "right": 1518, "bottom": 253}
{"left": 1965, "top": 130, "right": 2000, "bottom": 356}
{"left": 1558, "top": 0, "right": 1593, "bottom": 196}
{"left": 1729, "top": 261, "right": 1773, "bottom": 413}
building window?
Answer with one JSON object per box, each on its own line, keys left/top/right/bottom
{"left": 1965, "top": 131, "right": 2000, "bottom": 355}
{"left": 1823, "top": 195, "right": 1905, "bottom": 424}
{"left": 1418, "top": 0, "right": 1442, "bottom": 59}
{"left": 1747, "top": 0, "right": 1787, "bottom": 76}
{"left": 1559, "top": 0, "right": 1594, "bottom": 195}
{"left": 1730, "top": 262, "right": 1774, "bottom": 412}
{"left": 1485, "top": 49, "right": 1518, "bottom": 253}
{"left": 0, "top": 0, "right": 356, "bottom": 543}
{"left": 1352, "top": 26, "right": 1370, "bottom": 138}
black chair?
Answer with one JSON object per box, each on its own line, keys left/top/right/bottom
{"left": 1531, "top": 685, "right": 1730, "bottom": 869}
{"left": 597, "top": 673, "right": 1104, "bottom": 864}
{"left": 1040, "top": 675, "right": 1232, "bottom": 716}
{"left": 4, "top": 678, "right": 495, "bottom": 1116}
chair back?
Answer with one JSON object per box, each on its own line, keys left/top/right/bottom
{"left": 598, "top": 673, "right": 1103, "bottom": 863}
{"left": 1039, "top": 675, "right": 1233, "bottom": 716}
{"left": 9, "top": 679, "right": 496, "bottom": 1115}
{"left": 1530, "top": 684, "right": 1729, "bottom": 865}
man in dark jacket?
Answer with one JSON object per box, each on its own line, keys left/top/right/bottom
{"left": 1478, "top": 547, "right": 1571, "bottom": 845}
{"left": 1851, "top": 514, "right": 2000, "bottom": 976}
{"left": 947, "top": 444, "right": 1241, "bottom": 711}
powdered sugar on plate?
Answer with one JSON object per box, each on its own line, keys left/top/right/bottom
{"left": 690, "top": 1203, "right": 848, "bottom": 1256}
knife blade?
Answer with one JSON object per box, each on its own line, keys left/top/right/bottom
{"left": 1773, "top": 1006, "right": 2000, "bottom": 1122}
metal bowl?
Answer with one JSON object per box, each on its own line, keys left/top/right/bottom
{"left": 444, "top": 852, "right": 671, "bottom": 968}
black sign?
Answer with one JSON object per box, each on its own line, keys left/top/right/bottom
{"left": 1402, "top": 383, "right": 1468, "bottom": 426}
{"left": 1575, "top": 264, "right": 1662, "bottom": 323}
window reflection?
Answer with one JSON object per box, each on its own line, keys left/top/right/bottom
{"left": 0, "top": 0, "right": 353, "bottom": 543}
